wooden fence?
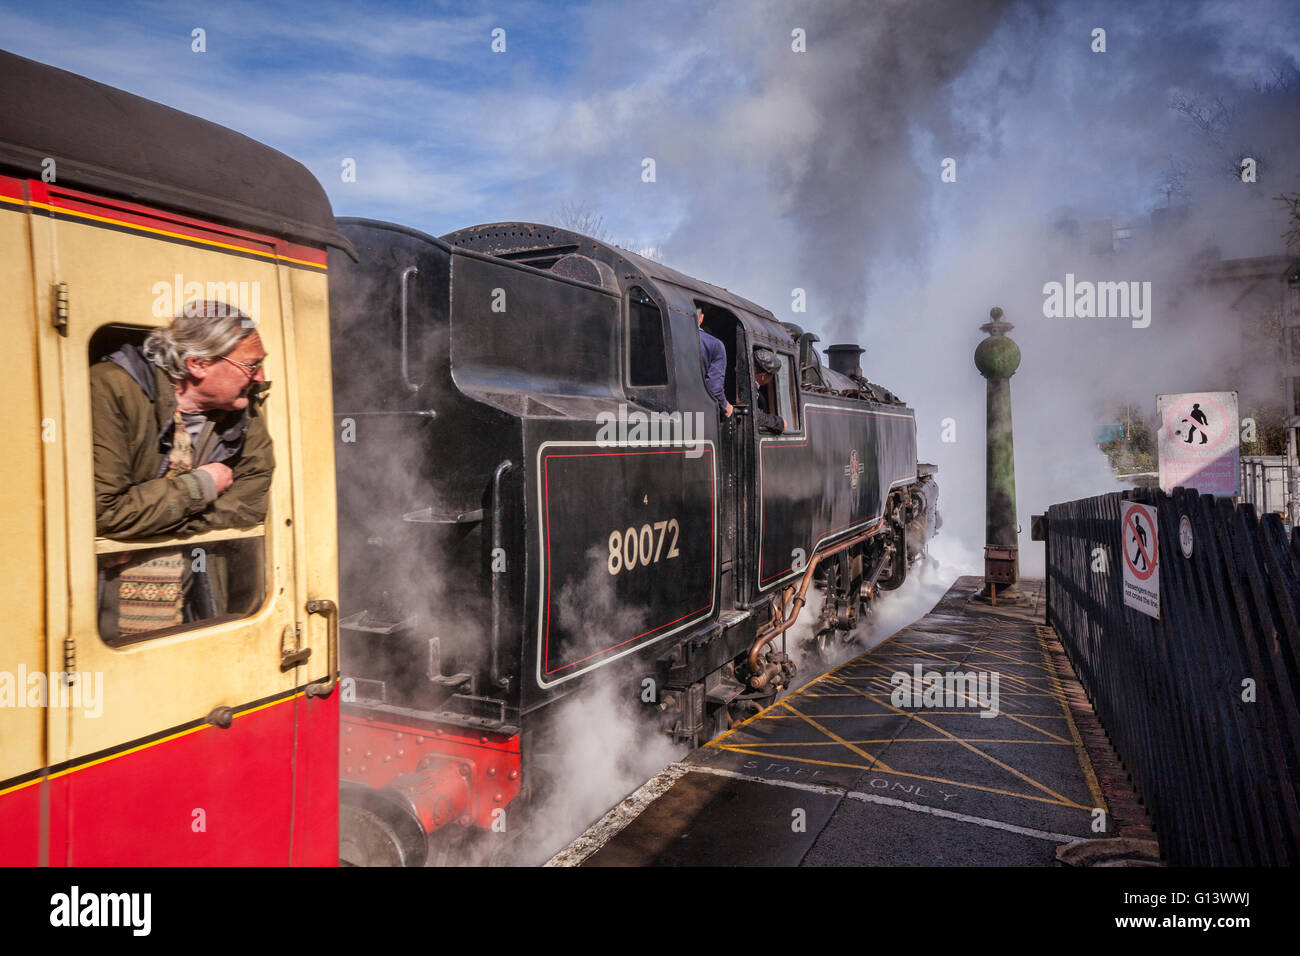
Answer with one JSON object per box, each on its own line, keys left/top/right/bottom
{"left": 1045, "top": 486, "right": 1300, "bottom": 865}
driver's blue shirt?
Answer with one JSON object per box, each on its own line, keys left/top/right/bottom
{"left": 698, "top": 327, "right": 727, "bottom": 411}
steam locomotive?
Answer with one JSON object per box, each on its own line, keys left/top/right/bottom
{"left": 329, "top": 220, "right": 939, "bottom": 863}
{"left": 0, "top": 48, "right": 936, "bottom": 867}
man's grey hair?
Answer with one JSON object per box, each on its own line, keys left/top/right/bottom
{"left": 142, "top": 301, "right": 254, "bottom": 380}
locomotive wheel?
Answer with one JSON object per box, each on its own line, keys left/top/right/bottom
{"left": 339, "top": 800, "right": 429, "bottom": 868}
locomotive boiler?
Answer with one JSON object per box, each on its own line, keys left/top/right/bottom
{"left": 328, "top": 220, "right": 939, "bottom": 864}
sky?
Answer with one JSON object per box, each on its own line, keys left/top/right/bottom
{"left": 4, "top": 0, "right": 1299, "bottom": 571}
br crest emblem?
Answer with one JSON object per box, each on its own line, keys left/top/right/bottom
{"left": 844, "top": 449, "right": 864, "bottom": 488}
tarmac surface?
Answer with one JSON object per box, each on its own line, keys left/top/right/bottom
{"left": 551, "top": 576, "right": 1127, "bottom": 866}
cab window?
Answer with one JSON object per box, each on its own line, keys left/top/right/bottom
{"left": 627, "top": 286, "right": 668, "bottom": 387}
{"left": 777, "top": 352, "right": 800, "bottom": 430}
{"left": 752, "top": 347, "right": 800, "bottom": 432}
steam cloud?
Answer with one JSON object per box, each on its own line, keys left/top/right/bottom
{"left": 522, "top": 0, "right": 1300, "bottom": 575}
{"left": 426, "top": 0, "right": 1300, "bottom": 857}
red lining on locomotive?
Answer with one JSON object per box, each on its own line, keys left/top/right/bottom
{"left": 541, "top": 447, "right": 717, "bottom": 675}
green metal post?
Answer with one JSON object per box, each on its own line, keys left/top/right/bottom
{"left": 974, "top": 307, "right": 1023, "bottom": 601}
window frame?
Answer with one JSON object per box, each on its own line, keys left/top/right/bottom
{"left": 89, "top": 322, "right": 275, "bottom": 648}
{"left": 776, "top": 351, "right": 801, "bottom": 432}
{"left": 623, "top": 284, "right": 674, "bottom": 400}
{"left": 752, "top": 345, "right": 802, "bottom": 434}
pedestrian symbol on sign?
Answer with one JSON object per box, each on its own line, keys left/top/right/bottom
{"left": 1121, "top": 501, "right": 1159, "bottom": 618}
{"left": 1156, "top": 391, "right": 1240, "bottom": 497}
{"left": 1129, "top": 512, "right": 1150, "bottom": 571}
{"left": 1179, "top": 403, "right": 1210, "bottom": 445}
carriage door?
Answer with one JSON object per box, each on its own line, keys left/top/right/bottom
{"left": 0, "top": 175, "right": 52, "bottom": 865}
{"left": 45, "top": 183, "right": 305, "bottom": 864}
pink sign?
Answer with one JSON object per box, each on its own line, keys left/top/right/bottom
{"left": 1156, "top": 391, "right": 1239, "bottom": 497}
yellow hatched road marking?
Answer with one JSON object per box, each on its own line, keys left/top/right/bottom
{"left": 706, "top": 631, "right": 906, "bottom": 746}
{"left": 826, "top": 672, "right": 1070, "bottom": 745}
{"left": 780, "top": 700, "right": 895, "bottom": 772}
{"left": 828, "top": 677, "right": 1089, "bottom": 809}
{"left": 707, "top": 600, "right": 1090, "bottom": 815}
{"left": 732, "top": 737, "right": 1074, "bottom": 747}
{"left": 881, "top": 642, "right": 1048, "bottom": 693}
{"left": 709, "top": 743, "right": 1088, "bottom": 810}
{"left": 753, "top": 710, "right": 1068, "bottom": 720}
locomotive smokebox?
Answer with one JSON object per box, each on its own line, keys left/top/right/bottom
{"left": 825, "top": 344, "right": 866, "bottom": 379}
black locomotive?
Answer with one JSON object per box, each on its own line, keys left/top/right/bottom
{"left": 328, "top": 219, "right": 938, "bottom": 863}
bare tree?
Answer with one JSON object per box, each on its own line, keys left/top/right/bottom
{"left": 1168, "top": 91, "right": 1233, "bottom": 144}
{"left": 552, "top": 200, "right": 610, "bottom": 242}
{"left": 1276, "top": 190, "right": 1300, "bottom": 252}
{"left": 550, "top": 200, "right": 662, "bottom": 260}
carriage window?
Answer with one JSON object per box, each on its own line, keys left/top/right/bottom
{"left": 89, "top": 323, "right": 269, "bottom": 646}
{"left": 627, "top": 286, "right": 668, "bottom": 386}
{"left": 97, "top": 538, "right": 265, "bottom": 645}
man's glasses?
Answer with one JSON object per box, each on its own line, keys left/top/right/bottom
{"left": 218, "top": 354, "right": 266, "bottom": 378}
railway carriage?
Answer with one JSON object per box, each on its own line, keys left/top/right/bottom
{"left": 0, "top": 50, "right": 345, "bottom": 865}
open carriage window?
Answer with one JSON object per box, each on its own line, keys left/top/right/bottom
{"left": 89, "top": 322, "right": 269, "bottom": 646}
{"left": 96, "top": 538, "right": 265, "bottom": 645}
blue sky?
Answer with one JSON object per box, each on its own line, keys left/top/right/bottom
{"left": 5, "top": 0, "right": 1299, "bottom": 565}
{"left": 5, "top": 0, "right": 1298, "bottom": 292}
{"left": 0, "top": 1, "right": 633, "bottom": 233}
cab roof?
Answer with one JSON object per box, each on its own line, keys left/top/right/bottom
{"left": 442, "top": 221, "right": 791, "bottom": 339}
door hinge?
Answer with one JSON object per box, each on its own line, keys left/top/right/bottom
{"left": 280, "top": 622, "right": 311, "bottom": 671}
{"left": 62, "top": 635, "right": 76, "bottom": 682}
{"left": 53, "top": 281, "right": 69, "bottom": 336}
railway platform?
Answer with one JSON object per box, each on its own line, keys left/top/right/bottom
{"left": 549, "top": 576, "right": 1155, "bottom": 866}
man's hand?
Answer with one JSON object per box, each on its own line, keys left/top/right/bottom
{"left": 724, "top": 402, "right": 734, "bottom": 418}
{"left": 197, "top": 462, "right": 234, "bottom": 495}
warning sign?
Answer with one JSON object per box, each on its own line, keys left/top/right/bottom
{"left": 1121, "top": 501, "right": 1159, "bottom": 619}
{"left": 1156, "top": 391, "right": 1239, "bottom": 496}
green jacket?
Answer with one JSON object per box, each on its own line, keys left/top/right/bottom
{"left": 91, "top": 347, "right": 274, "bottom": 538}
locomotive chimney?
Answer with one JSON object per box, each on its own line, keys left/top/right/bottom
{"left": 825, "top": 344, "right": 865, "bottom": 379}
